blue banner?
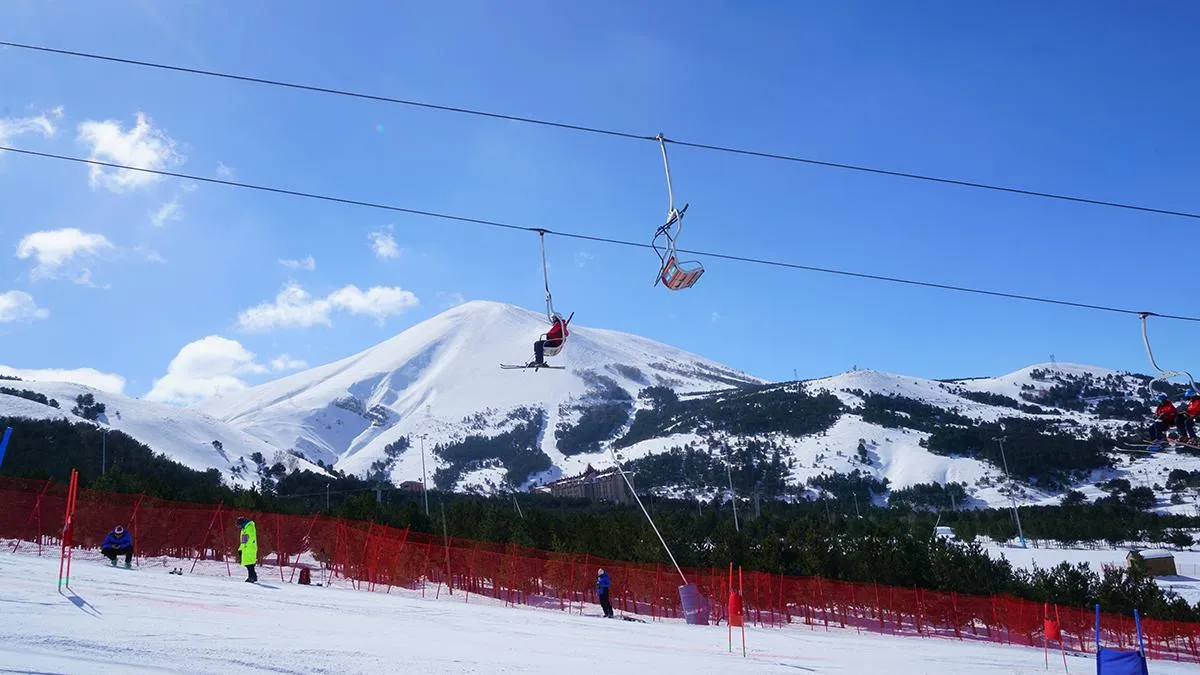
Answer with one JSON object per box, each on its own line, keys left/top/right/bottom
{"left": 678, "top": 582, "right": 711, "bottom": 625}
{"left": 0, "top": 427, "right": 11, "bottom": 469}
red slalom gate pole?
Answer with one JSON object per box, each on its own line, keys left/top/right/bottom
{"left": 189, "top": 503, "right": 223, "bottom": 574}
{"left": 739, "top": 566, "right": 747, "bottom": 658}
{"left": 13, "top": 479, "right": 53, "bottom": 555}
{"left": 129, "top": 493, "right": 145, "bottom": 567}
{"left": 56, "top": 470, "right": 79, "bottom": 590}
{"left": 288, "top": 513, "right": 321, "bottom": 584}
{"left": 728, "top": 563, "right": 733, "bottom": 653}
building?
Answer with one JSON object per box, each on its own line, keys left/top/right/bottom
{"left": 542, "top": 464, "right": 630, "bottom": 505}
{"left": 398, "top": 481, "right": 425, "bottom": 493}
{"left": 1127, "top": 549, "right": 1177, "bottom": 577}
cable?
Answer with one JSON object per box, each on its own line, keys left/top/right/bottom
{"left": 4, "top": 38, "right": 1200, "bottom": 222}
{"left": 5, "top": 143, "right": 1199, "bottom": 323}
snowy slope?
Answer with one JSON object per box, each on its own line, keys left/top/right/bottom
{"left": 198, "top": 300, "right": 762, "bottom": 482}
{"left": 6, "top": 548, "right": 1195, "bottom": 674}
{"left": 0, "top": 381, "right": 325, "bottom": 486}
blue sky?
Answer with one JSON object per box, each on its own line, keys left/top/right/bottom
{"left": 1, "top": 0, "right": 1198, "bottom": 402}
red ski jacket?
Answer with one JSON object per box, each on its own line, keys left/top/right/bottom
{"left": 1187, "top": 399, "right": 1200, "bottom": 417}
{"left": 546, "top": 319, "right": 567, "bottom": 343}
{"left": 1156, "top": 401, "right": 1177, "bottom": 423}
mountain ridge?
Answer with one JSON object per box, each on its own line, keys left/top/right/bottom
{"left": 4, "top": 301, "right": 1197, "bottom": 515}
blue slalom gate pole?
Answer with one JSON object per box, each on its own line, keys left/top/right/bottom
{"left": 0, "top": 426, "right": 12, "bottom": 469}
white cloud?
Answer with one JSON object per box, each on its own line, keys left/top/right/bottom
{"left": 145, "top": 335, "right": 269, "bottom": 406}
{"left": 0, "top": 290, "right": 49, "bottom": 323}
{"left": 238, "top": 282, "right": 420, "bottom": 332}
{"left": 77, "top": 112, "right": 182, "bottom": 192}
{"left": 0, "top": 106, "right": 62, "bottom": 145}
{"left": 270, "top": 355, "right": 308, "bottom": 371}
{"left": 215, "top": 162, "right": 236, "bottom": 180}
{"left": 134, "top": 245, "right": 167, "bottom": 264}
{"left": 16, "top": 228, "right": 115, "bottom": 283}
{"left": 711, "top": 311, "right": 723, "bottom": 323}
{"left": 149, "top": 197, "right": 183, "bottom": 227}
{"left": 0, "top": 365, "right": 125, "bottom": 394}
{"left": 279, "top": 255, "right": 316, "bottom": 271}
{"left": 369, "top": 228, "right": 402, "bottom": 259}
{"left": 575, "top": 252, "right": 595, "bottom": 268}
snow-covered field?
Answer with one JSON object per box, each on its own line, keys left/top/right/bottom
{"left": 982, "top": 539, "right": 1200, "bottom": 604}
{"left": 2, "top": 547, "right": 1194, "bottom": 674}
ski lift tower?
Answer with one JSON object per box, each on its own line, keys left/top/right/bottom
{"left": 993, "top": 436, "right": 1026, "bottom": 548}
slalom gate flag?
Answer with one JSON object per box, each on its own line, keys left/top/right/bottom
{"left": 0, "top": 427, "right": 11, "bottom": 469}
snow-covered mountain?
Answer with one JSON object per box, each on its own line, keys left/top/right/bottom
{"left": 197, "top": 300, "right": 762, "bottom": 488}
{"left": 0, "top": 380, "right": 326, "bottom": 487}
{"left": 4, "top": 299, "right": 1194, "bottom": 513}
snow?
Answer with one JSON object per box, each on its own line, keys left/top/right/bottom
{"left": 981, "top": 539, "right": 1200, "bottom": 605}
{"left": 197, "top": 300, "right": 762, "bottom": 484}
{"left": 4, "top": 547, "right": 1194, "bottom": 674}
{"left": 2, "top": 301, "right": 1191, "bottom": 513}
{"left": 0, "top": 382, "right": 326, "bottom": 487}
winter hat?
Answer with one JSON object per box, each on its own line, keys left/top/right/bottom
{"left": 113, "top": 525, "right": 125, "bottom": 535}
{"left": 597, "top": 568, "right": 606, "bottom": 576}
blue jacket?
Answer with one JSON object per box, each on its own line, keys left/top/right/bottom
{"left": 597, "top": 572, "right": 610, "bottom": 592}
{"left": 102, "top": 530, "right": 132, "bottom": 550}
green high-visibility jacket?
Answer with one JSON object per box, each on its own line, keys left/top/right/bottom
{"left": 238, "top": 520, "right": 257, "bottom": 566}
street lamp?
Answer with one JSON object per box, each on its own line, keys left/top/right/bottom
{"left": 101, "top": 427, "right": 109, "bottom": 475}
{"left": 993, "top": 436, "right": 1026, "bottom": 548}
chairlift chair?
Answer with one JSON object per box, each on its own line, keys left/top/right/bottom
{"left": 651, "top": 135, "right": 706, "bottom": 290}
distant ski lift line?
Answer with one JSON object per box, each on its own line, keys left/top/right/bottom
{"left": 4, "top": 144, "right": 1200, "bottom": 324}
{"left": 5, "top": 39, "right": 1200, "bottom": 222}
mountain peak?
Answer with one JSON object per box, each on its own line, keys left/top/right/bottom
{"left": 197, "top": 299, "right": 763, "bottom": 481}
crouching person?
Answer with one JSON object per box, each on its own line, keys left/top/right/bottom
{"left": 101, "top": 525, "right": 133, "bottom": 568}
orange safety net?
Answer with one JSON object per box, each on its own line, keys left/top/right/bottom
{"left": 1, "top": 477, "right": 1197, "bottom": 663}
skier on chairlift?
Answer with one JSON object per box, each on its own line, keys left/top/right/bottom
{"left": 1146, "top": 393, "right": 1178, "bottom": 444}
{"left": 1175, "top": 389, "right": 1200, "bottom": 444}
{"left": 531, "top": 312, "right": 568, "bottom": 368}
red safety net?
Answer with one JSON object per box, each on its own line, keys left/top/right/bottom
{"left": 2, "top": 477, "right": 1198, "bottom": 663}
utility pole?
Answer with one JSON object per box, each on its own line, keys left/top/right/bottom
{"left": 325, "top": 483, "right": 330, "bottom": 510}
{"left": 420, "top": 433, "right": 429, "bottom": 516}
{"left": 994, "top": 437, "right": 1026, "bottom": 548}
{"left": 422, "top": 406, "right": 431, "bottom": 517}
{"left": 726, "top": 458, "right": 739, "bottom": 532}
{"left": 101, "top": 428, "right": 108, "bottom": 475}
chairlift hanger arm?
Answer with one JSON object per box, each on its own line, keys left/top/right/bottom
{"left": 1138, "top": 312, "right": 1197, "bottom": 392}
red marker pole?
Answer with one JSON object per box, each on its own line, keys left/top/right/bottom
{"left": 56, "top": 470, "right": 79, "bottom": 590}
{"left": 739, "top": 566, "right": 747, "bottom": 658}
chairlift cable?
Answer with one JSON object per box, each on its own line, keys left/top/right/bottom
{"left": 5, "top": 145, "right": 1200, "bottom": 323}
{"left": 8, "top": 38, "right": 1200, "bottom": 222}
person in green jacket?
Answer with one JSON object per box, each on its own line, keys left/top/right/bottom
{"left": 236, "top": 516, "right": 258, "bottom": 583}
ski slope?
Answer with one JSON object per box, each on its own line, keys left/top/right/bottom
{"left": 3, "top": 548, "right": 1191, "bottom": 674}
{"left": 0, "top": 381, "right": 326, "bottom": 486}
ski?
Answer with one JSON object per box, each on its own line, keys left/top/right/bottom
{"left": 500, "top": 363, "right": 564, "bottom": 370}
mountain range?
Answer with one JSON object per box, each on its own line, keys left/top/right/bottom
{"left": 4, "top": 300, "right": 1198, "bottom": 512}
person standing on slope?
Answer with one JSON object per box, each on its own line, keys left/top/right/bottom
{"left": 236, "top": 516, "right": 258, "bottom": 583}
{"left": 597, "top": 568, "right": 614, "bottom": 618}
{"left": 101, "top": 525, "right": 133, "bottom": 568}
{"left": 531, "top": 313, "right": 568, "bottom": 367}
{"left": 1176, "top": 390, "right": 1200, "bottom": 443}
{"left": 1147, "top": 394, "right": 1177, "bottom": 444}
